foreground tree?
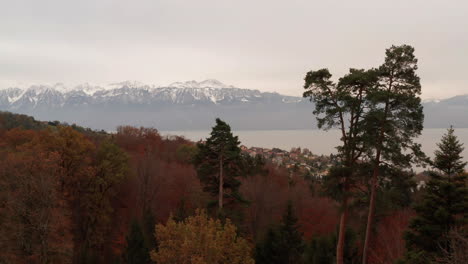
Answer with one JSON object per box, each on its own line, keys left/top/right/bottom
{"left": 150, "top": 210, "right": 254, "bottom": 264}
{"left": 303, "top": 68, "right": 377, "bottom": 264}
{"left": 194, "top": 118, "right": 244, "bottom": 212}
{"left": 401, "top": 127, "right": 467, "bottom": 263}
{"left": 362, "top": 44, "right": 425, "bottom": 264}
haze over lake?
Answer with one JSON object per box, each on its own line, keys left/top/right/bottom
{"left": 163, "top": 128, "right": 468, "bottom": 164}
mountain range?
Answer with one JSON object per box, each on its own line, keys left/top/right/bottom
{"left": 0, "top": 80, "right": 466, "bottom": 130}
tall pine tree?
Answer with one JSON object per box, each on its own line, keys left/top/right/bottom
{"left": 303, "top": 68, "right": 377, "bottom": 264}
{"left": 362, "top": 45, "right": 425, "bottom": 264}
{"left": 402, "top": 127, "right": 468, "bottom": 263}
{"left": 193, "top": 118, "right": 244, "bottom": 212}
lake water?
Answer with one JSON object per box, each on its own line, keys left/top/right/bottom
{"left": 162, "top": 129, "right": 468, "bottom": 164}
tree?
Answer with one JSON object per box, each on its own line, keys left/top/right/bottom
{"left": 255, "top": 201, "right": 304, "bottom": 264}
{"left": 193, "top": 118, "right": 244, "bottom": 212}
{"left": 433, "top": 126, "right": 467, "bottom": 176}
{"left": 150, "top": 210, "right": 254, "bottom": 264}
{"left": 304, "top": 228, "right": 360, "bottom": 264}
{"left": 278, "top": 201, "right": 305, "bottom": 264}
{"left": 439, "top": 228, "right": 468, "bottom": 264}
{"left": 362, "top": 45, "right": 425, "bottom": 264}
{"left": 123, "top": 220, "right": 151, "bottom": 264}
{"left": 0, "top": 129, "right": 73, "bottom": 264}
{"left": 82, "top": 140, "right": 129, "bottom": 251}
{"left": 401, "top": 128, "right": 467, "bottom": 263}
{"left": 303, "top": 68, "right": 377, "bottom": 264}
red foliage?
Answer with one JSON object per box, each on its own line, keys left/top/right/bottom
{"left": 241, "top": 165, "right": 339, "bottom": 241}
{"left": 368, "top": 209, "right": 415, "bottom": 264}
{"left": 290, "top": 176, "right": 339, "bottom": 239}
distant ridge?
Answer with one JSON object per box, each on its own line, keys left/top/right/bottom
{"left": 0, "top": 80, "right": 466, "bottom": 130}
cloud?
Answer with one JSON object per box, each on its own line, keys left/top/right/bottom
{"left": 1, "top": 0, "right": 467, "bottom": 98}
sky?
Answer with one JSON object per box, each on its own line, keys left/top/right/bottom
{"left": 1, "top": 0, "right": 467, "bottom": 99}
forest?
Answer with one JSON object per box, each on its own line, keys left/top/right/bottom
{"left": 0, "top": 45, "right": 467, "bottom": 264}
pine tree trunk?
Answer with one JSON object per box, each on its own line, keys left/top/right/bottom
{"left": 219, "top": 157, "right": 223, "bottom": 210}
{"left": 336, "top": 195, "right": 348, "bottom": 264}
{"left": 362, "top": 152, "right": 381, "bottom": 264}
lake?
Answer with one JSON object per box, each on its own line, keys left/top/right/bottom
{"left": 162, "top": 128, "right": 468, "bottom": 164}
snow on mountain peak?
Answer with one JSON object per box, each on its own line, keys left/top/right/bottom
{"left": 107, "top": 80, "right": 149, "bottom": 89}
{"left": 168, "top": 79, "right": 236, "bottom": 89}
{"left": 422, "top": 98, "right": 441, "bottom": 104}
{"left": 72, "top": 83, "right": 105, "bottom": 96}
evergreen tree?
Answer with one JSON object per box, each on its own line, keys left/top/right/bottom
{"left": 142, "top": 209, "right": 157, "bottom": 252}
{"left": 193, "top": 118, "right": 244, "bottom": 212}
{"left": 123, "top": 220, "right": 151, "bottom": 264}
{"left": 401, "top": 127, "right": 468, "bottom": 263}
{"left": 255, "top": 201, "right": 304, "bottom": 264}
{"left": 433, "top": 126, "right": 467, "bottom": 176}
{"left": 303, "top": 68, "right": 377, "bottom": 264}
{"left": 255, "top": 228, "right": 281, "bottom": 264}
{"left": 362, "top": 45, "right": 425, "bottom": 264}
{"left": 303, "top": 228, "right": 360, "bottom": 264}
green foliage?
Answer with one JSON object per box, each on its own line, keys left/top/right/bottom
{"left": 0, "top": 111, "right": 46, "bottom": 130}
{"left": 255, "top": 202, "right": 304, "bottom": 264}
{"left": 433, "top": 126, "right": 467, "bottom": 176}
{"left": 402, "top": 128, "right": 468, "bottom": 263}
{"left": 142, "top": 209, "right": 157, "bottom": 251}
{"left": 84, "top": 140, "right": 129, "bottom": 247}
{"left": 193, "top": 118, "right": 244, "bottom": 209}
{"left": 176, "top": 144, "right": 198, "bottom": 163}
{"left": 303, "top": 229, "right": 360, "bottom": 264}
{"left": 124, "top": 220, "right": 151, "bottom": 264}
{"left": 364, "top": 44, "right": 425, "bottom": 168}
{"left": 354, "top": 164, "right": 417, "bottom": 212}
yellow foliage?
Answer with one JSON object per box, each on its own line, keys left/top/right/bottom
{"left": 150, "top": 210, "right": 254, "bottom": 264}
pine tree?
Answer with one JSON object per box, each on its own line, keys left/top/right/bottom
{"left": 279, "top": 201, "right": 305, "bottom": 264}
{"left": 433, "top": 126, "right": 467, "bottom": 176}
{"left": 123, "top": 220, "right": 151, "bottom": 264}
{"left": 255, "top": 201, "right": 304, "bottom": 264}
{"left": 362, "top": 44, "right": 425, "bottom": 264}
{"left": 303, "top": 68, "right": 377, "bottom": 264}
{"left": 401, "top": 127, "right": 468, "bottom": 263}
{"left": 255, "top": 228, "right": 281, "bottom": 264}
{"left": 193, "top": 118, "right": 244, "bottom": 212}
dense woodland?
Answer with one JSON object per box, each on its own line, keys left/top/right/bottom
{"left": 0, "top": 44, "right": 467, "bottom": 264}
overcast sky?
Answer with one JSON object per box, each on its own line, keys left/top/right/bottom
{"left": 1, "top": 0, "right": 467, "bottom": 98}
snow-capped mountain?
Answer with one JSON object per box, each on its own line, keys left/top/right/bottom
{"left": 0, "top": 80, "right": 310, "bottom": 130}
{"left": 0, "top": 80, "right": 466, "bottom": 130}
{"left": 0, "top": 79, "right": 301, "bottom": 108}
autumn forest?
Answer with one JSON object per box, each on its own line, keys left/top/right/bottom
{"left": 0, "top": 45, "right": 467, "bottom": 264}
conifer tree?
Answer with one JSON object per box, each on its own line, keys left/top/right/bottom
{"left": 123, "top": 220, "right": 151, "bottom": 264}
{"left": 255, "top": 228, "right": 281, "bottom": 264}
{"left": 401, "top": 127, "right": 467, "bottom": 263}
{"left": 433, "top": 126, "right": 467, "bottom": 176}
{"left": 303, "top": 68, "right": 377, "bottom": 264}
{"left": 193, "top": 118, "right": 244, "bottom": 212}
{"left": 362, "top": 45, "right": 425, "bottom": 263}
{"left": 279, "top": 201, "right": 305, "bottom": 264}
{"left": 255, "top": 201, "right": 304, "bottom": 264}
